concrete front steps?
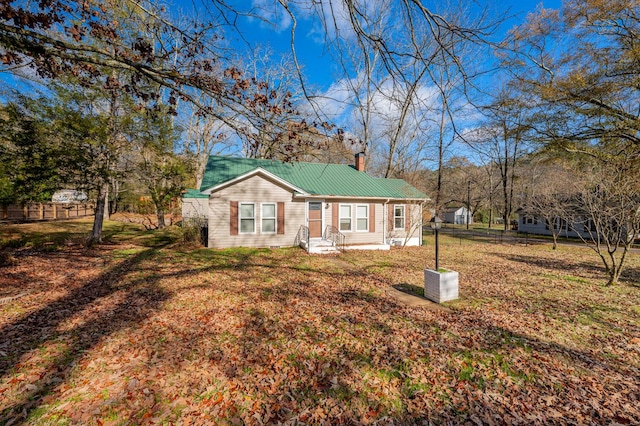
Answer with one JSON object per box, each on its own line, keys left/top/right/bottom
{"left": 306, "top": 238, "right": 340, "bottom": 254}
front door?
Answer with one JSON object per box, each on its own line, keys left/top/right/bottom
{"left": 308, "top": 201, "right": 323, "bottom": 238}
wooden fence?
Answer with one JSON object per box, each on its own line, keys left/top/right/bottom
{"left": 0, "top": 203, "right": 95, "bottom": 221}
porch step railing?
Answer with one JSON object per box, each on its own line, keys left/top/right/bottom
{"left": 295, "top": 225, "right": 310, "bottom": 252}
{"left": 323, "top": 225, "right": 346, "bottom": 252}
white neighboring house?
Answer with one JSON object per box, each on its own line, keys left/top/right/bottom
{"left": 443, "top": 206, "right": 472, "bottom": 225}
{"left": 516, "top": 212, "right": 594, "bottom": 239}
{"left": 51, "top": 189, "right": 88, "bottom": 203}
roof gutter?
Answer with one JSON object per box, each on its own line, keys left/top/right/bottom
{"left": 293, "top": 194, "right": 429, "bottom": 202}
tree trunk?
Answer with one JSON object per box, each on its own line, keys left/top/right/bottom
{"left": 157, "top": 207, "right": 166, "bottom": 229}
{"left": 605, "top": 251, "right": 622, "bottom": 286}
{"left": 488, "top": 182, "right": 493, "bottom": 229}
{"left": 151, "top": 190, "right": 166, "bottom": 230}
{"left": 195, "top": 151, "right": 210, "bottom": 190}
{"left": 110, "top": 177, "right": 119, "bottom": 215}
{"left": 89, "top": 182, "right": 108, "bottom": 244}
{"left": 502, "top": 176, "right": 509, "bottom": 231}
{"left": 488, "top": 208, "right": 493, "bottom": 229}
{"left": 434, "top": 98, "right": 447, "bottom": 214}
{"left": 104, "top": 183, "right": 109, "bottom": 221}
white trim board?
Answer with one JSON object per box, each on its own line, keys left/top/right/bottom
{"left": 201, "top": 168, "right": 309, "bottom": 195}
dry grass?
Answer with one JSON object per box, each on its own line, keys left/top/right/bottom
{"left": 0, "top": 219, "right": 639, "bottom": 425}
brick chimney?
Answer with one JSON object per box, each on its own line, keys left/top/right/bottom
{"left": 355, "top": 152, "right": 365, "bottom": 172}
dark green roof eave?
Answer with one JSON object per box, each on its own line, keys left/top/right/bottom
{"left": 182, "top": 189, "right": 208, "bottom": 199}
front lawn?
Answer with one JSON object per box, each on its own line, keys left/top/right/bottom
{"left": 1, "top": 219, "right": 639, "bottom": 424}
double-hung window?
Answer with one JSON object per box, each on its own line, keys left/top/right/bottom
{"left": 261, "top": 203, "right": 276, "bottom": 233}
{"left": 394, "top": 205, "right": 405, "bottom": 230}
{"left": 584, "top": 218, "right": 597, "bottom": 233}
{"left": 356, "top": 205, "right": 368, "bottom": 231}
{"left": 239, "top": 203, "right": 255, "bottom": 233}
{"left": 339, "top": 205, "right": 352, "bottom": 231}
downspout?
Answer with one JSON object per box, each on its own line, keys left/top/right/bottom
{"left": 417, "top": 203, "right": 422, "bottom": 246}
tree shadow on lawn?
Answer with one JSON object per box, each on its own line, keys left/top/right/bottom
{"left": 392, "top": 283, "right": 424, "bottom": 297}
{"left": 0, "top": 246, "right": 171, "bottom": 423}
{"left": 500, "top": 252, "right": 602, "bottom": 273}
{"left": 148, "top": 248, "right": 640, "bottom": 422}
{"left": 159, "top": 248, "right": 638, "bottom": 349}
{"left": 500, "top": 251, "right": 640, "bottom": 287}
{"left": 621, "top": 264, "right": 640, "bottom": 287}
{"left": 462, "top": 252, "right": 640, "bottom": 338}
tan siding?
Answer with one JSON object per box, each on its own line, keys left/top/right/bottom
{"left": 405, "top": 205, "right": 410, "bottom": 231}
{"left": 387, "top": 203, "right": 423, "bottom": 241}
{"left": 206, "top": 175, "right": 423, "bottom": 249}
{"left": 181, "top": 198, "right": 208, "bottom": 220}
{"left": 325, "top": 200, "right": 385, "bottom": 245}
{"left": 208, "top": 175, "right": 306, "bottom": 248}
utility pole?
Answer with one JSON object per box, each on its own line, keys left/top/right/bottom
{"left": 466, "top": 180, "right": 471, "bottom": 230}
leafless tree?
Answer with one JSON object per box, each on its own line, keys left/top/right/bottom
{"left": 517, "top": 155, "right": 572, "bottom": 248}
{"left": 180, "top": 95, "right": 235, "bottom": 189}
{"left": 465, "top": 90, "right": 532, "bottom": 230}
{"left": 569, "top": 152, "right": 640, "bottom": 285}
{"left": 284, "top": 0, "right": 503, "bottom": 178}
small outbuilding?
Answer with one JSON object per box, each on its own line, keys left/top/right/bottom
{"left": 443, "top": 206, "right": 472, "bottom": 225}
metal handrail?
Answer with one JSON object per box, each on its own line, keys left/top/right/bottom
{"left": 295, "top": 225, "right": 310, "bottom": 252}
{"left": 323, "top": 225, "right": 345, "bottom": 252}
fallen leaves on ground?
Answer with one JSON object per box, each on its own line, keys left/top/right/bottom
{"left": 0, "top": 222, "right": 639, "bottom": 425}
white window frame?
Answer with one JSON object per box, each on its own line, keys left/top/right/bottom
{"left": 239, "top": 202, "right": 256, "bottom": 234}
{"left": 394, "top": 205, "right": 405, "bottom": 230}
{"left": 356, "top": 204, "right": 369, "bottom": 232}
{"left": 261, "top": 203, "right": 277, "bottom": 234}
{"left": 557, "top": 217, "right": 568, "bottom": 231}
{"left": 339, "top": 204, "right": 352, "bottom": 232}
{"left": 583, "top": 217, "right": 597, "bottom": 233}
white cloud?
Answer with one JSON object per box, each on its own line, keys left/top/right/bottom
{"left": 304, "top": 71, "right": 484, "bottom": 153}
{"left": 261, "top": 0, "right": 392, "bottom": 45}
{"left": 248, "top": 0, "right": 293, "bottom": 33}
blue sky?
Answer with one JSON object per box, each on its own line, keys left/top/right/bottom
{"left": 1, "top": 1, "right": 562, "bottom": 99}
{"left": 189, "top": 1, "right": 562, "bottom": 141}
{"left": 168, "top": 0, "right": 563, "bottom": 163}
{"left": 201, "top": 0, "right": 563, "bottom": 92}
{"left": 0, "top": 0, "right": 563, "bottom": 163}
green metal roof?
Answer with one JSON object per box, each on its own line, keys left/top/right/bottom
{"left": 182, "top": 188, "right": 209, "bottom": 199}
{"left": 373, "top": 178, "right": 429, "bottom": 199}
{"left": 199, "top": 156, "right": 429, "bottom": 200}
